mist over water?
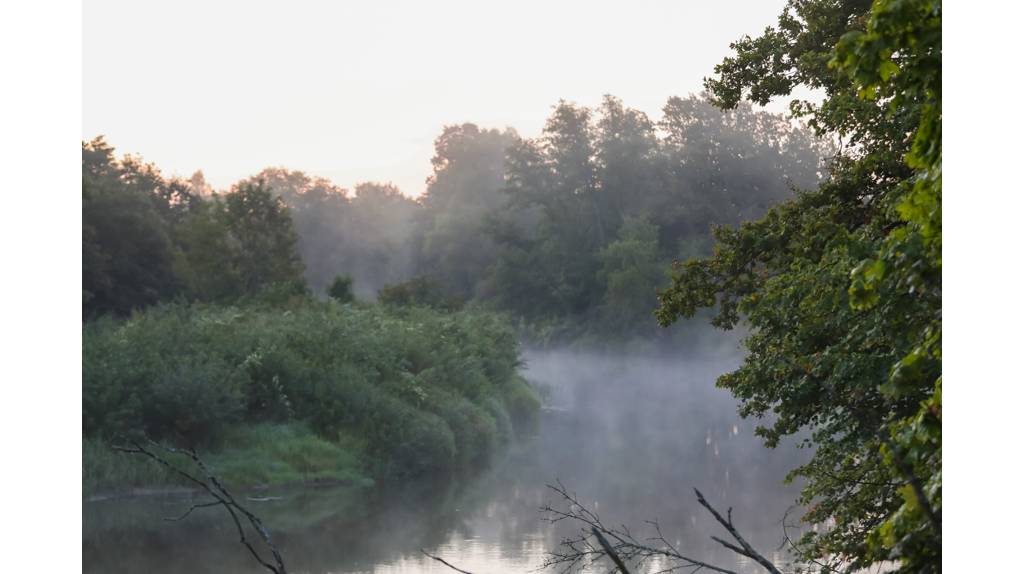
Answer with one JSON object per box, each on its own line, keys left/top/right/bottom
{"left": 84, "top": 333, "right": 810, "bottom": 574}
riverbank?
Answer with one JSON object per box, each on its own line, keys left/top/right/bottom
{"left": 83, "top": 422, "right": 374, "bottom": 498}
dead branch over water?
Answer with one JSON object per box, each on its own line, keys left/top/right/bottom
{"left": 422, "top": 478, "right": 786, "bottom": 574}
{"left": 113, "top": 441, "right": 787, "bottom": 574}
{"left": 113, "top": 438, "right": 288, "bottom": 574}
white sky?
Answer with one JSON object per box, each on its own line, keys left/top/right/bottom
{"left": 83, "top": 0, "right": 792, "bottom": 197}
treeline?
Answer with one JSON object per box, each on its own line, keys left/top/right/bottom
{"left": 83, "top": 300, "right": 539, "bottom": 491}
{"left": 83, "top": 94, "right": 828, "bottom": 337}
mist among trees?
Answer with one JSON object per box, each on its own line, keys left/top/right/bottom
{"left": 82, "top": 0, "right": 941, "bottom": 573}
{"left": 83, "top": 93, "right": 828, "bottom": 340}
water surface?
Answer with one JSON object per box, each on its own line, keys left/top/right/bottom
{"left": 84, "top": 345, "right": 808, "bottom": 573}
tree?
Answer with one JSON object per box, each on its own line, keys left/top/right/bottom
{"left": 235, "top": 168, "right": 352, "bottom": 293}
{"left": 82, "top": 138, "right": 189, "bottom": 318}
{"left": 174, "top": 181, "right": 306, "bottom": 301}
{"left": 656, "top": 1, "right": 940, "bottom": 571}
{"left": 415, "top": 124, "right": 519, "bottom": 299}
{"left": 598, "top": 216, "right": 666, "bottom": 328}
{"left": 346, "top": 182, "right": 419, "bottom": 297}
{"left": 221, "top": 181, "right": 306, "bottom": 294}
{"left": 173, "top": 199, "right": 243, "bottom": 302}
{"left": 488, "top": 95, "right": 825, "bottom": 335}
{"left": 326, "top": 274, "right": 355, "bottom": 303}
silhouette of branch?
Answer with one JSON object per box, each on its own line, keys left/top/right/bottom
{"left": 693, "top": 488, "right": 782, "bottom": 574}
{"left": 334, "top": 478, "right": 788, "bottom": 574}
{"left": 421, "top": 549, "right": 477, "bottom": 574}
{"left": 164, "top": 500, "right": 221, "bottom": 522}
{"left": 540, "top": 479, "right": 744, "bottom": 574}
{"left": 113, "top": 437, "right": 288, "bottom": 574}
{"left": 591, "top": 526, "right": 633, "bottom": 574}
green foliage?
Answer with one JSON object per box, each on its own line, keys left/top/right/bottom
{"left": 82, "top": 138, "right": 191, "bottom": 318}
{"left": 84, "top": 91, "right": 824, "bottom": 340}
{"left": 657, "top": 0, "right": 941, "bottom": 571}
{"left": 219, "top": 180, "right": 306, "bottom": 294}
{"left": 83, "top": 424, "right": 373, "bottom": 495}
{"left": 598, "top": 216, "right": 668, "bottom": 328}
{"left": 83, "top": 141, "right": 309, "bottom": 316}
{"left": 327, "top": 274, "right": 355, "bottom": 303}
{"left": 486, "top": 94, "right": 827, "bottom": 339}
{"left": 239, "top": 169, "right": 420, "bottom": 297}
{"left": 83, "top": 436, "right": 180, "bottom": 494}
{"left": 415, "top": 124, "right": 519, "bottom": 299}
{"left": 83, "top": 299, "right": 538, "bottom": 482}
{"left": 204, "top": 423, "right": 369, "bottom": 488}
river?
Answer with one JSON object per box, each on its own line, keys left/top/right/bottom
{"left": 83, "top": 343, "right": 808, "bottom": 574}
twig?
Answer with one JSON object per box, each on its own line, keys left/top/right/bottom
{"left": 165, "top": 500, "right": 221, "bottom": 522}
{"left": 540, "top": 480, "right": 740, "bottom": 574}
{"left": 421, "top": 549, "right": 478, "bottom": 574}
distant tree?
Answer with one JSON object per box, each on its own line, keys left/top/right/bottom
{"left": 488, "top": 95, "right": 826, "bottom": 334}
{"left": 598, "top": 216, "right": 666, "bottom": 328}
{"left": 230, "top": 170, "right": 420, "bottom": 299}
{"left": 594, "top": 95, "right": 661, "bottom": 231}
{"left": 658, "top": 94, "right": 825, "bottom": 242}
{"left": 82, "top": 138, "right": 188, "bottom": 318}
{"left": 173, "top": 200, "right": 242, "bottom": 302}
{"left": 492, "top": 101, "right": 605, "bottom": 319}
{"left": 235, "top": 168, "right": 351, "bottom": 293}
{"left": 345, "top": 182, "right": 419, "bottom": 296}
{"left": 221, "top": 181, "right": 306, "bottom": 294}
{"left": 415, "top": 124, "right": 519, "bottom": 299}
{"left": 326, "top": 274, "right": 355, "bottom": 303}
{"left": 187, "top": 170, "right": 215, "bottom": 197}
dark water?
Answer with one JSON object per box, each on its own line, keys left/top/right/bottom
{"left": 83, "top": 345, "right": 809, "bottom": 573}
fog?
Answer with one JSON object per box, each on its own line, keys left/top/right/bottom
{"left": 85, "top": 331, "right": 810, "bottom": 574}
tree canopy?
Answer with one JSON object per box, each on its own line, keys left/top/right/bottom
{"left": 656, "top": 0, "right": 941, "bottom": 571}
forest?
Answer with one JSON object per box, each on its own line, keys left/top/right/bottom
{"left": 83, "top": 93, "right": 827, "bottom": 339}
{"left": 82, "top": 0, "right": 941, "bottom": 573}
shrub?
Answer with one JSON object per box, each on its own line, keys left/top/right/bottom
{"left": 142, "top": 359, "right": 245, "bottom": 445}
{"left": 377, "top": 276, "right": 463, "bottom": 310}
{"left": 82, "top": 299, "right": 539, "bottom": 484}
{"left": 327, "top": 274, "right": 355, "bottom": 303}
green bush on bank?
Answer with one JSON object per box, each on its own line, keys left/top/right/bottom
{"left": 83, "top": 299, "right": 540, "bottom": 491}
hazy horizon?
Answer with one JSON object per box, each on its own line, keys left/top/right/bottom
{"left": 83, "top": 0, "right": 797, "bottom": 197}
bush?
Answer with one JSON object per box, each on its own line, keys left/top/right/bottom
{"left": 143, "top": 360, "right": 245, "bottom": 445}
{"left": 377, "top": 276, "right": 464, "bottom": 310}
{"left": 83, "top": 298, "right": 539, "bottom": 485}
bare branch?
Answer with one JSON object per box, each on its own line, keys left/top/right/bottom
{"left": 591, "top": 527, "right": 633, "bottom": 574}
{"left": 113, "top": 438, "right": 288, "bottom": 574}
{"left": 540, "top": 481, "right": 740, "bottom": 574}
{"left": 694, "top": 489, "right": 783, "bottom": 574}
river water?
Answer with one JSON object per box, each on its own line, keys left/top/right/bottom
{"left": 83, "top": 344, "right": 808, "bottom": 574}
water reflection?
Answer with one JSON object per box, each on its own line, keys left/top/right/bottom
{"left": 83, "top": 345, "right": 809, "bottom": 574}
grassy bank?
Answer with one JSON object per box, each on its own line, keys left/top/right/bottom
{"left": 83, "top": 300, "right": 540, "bottom": 496}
